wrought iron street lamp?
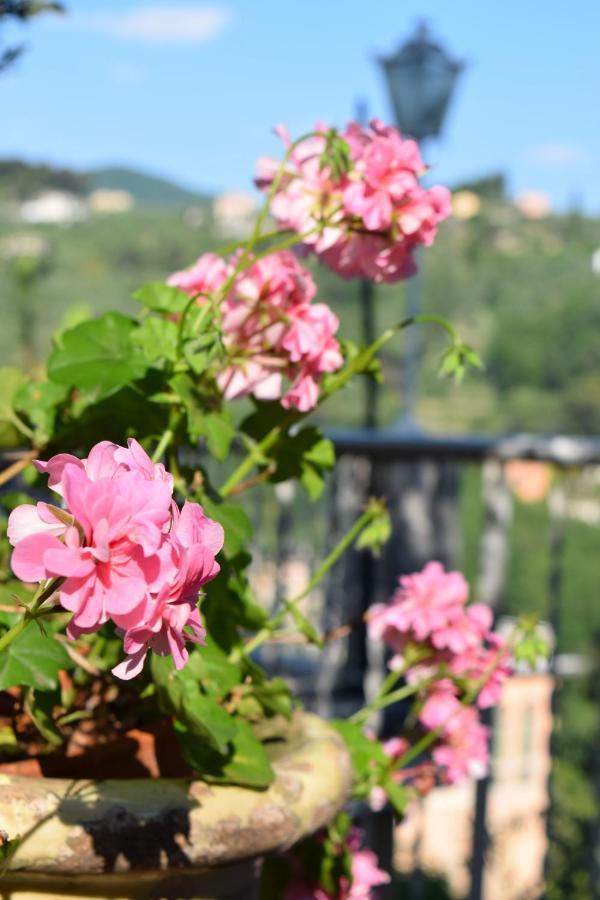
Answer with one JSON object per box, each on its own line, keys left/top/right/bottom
{"left": 378, "top": 22, "right": 465, "bottom": 429}
{"left": 378, "top": 22, "right": 464, "bottom": 144}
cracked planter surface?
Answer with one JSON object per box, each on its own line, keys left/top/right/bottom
{"left": 0, "top": 712, "right": 352, "bottom": 900}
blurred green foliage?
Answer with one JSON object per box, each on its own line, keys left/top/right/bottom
{"left": 1, "top": 196, "right": 598, "bottom": 433}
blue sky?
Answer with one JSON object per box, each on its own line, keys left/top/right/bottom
{"left": 1, "top": 0, "right": 599, "bottom": 211}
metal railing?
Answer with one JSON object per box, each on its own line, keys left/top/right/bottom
{"left": 252, "top": 429, "right": 600, "bottom": 900}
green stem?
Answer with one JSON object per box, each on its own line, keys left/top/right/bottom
{"left": 233, "top": 504, "right": 379, "bottom": 661}
{"left": 0, "top": 578, "right": 61, "bottom": 654}
{"left": 0, "top": 615, "right": 28, "bottom": 653}
{"left": 391, "top": 633, "right": 514, "bottom": 774}
{"left": 9, "top": 411, "right": 35, "bottom": 442}
{"left": 350, "top": 681, "right": 424, "bottom": 725}
{"left": 296, "top": 504, "right": 380, "bottom": 606}
{"left": 216, "top": 130, "right": 325, "bottom": 299}
{"left": 322, "top": 314, "right": 454, "bottom": 401}
{"left": 219, "top": 411, "right": 298, "bottom": 498}
{"left": 348, "top": 668, "right": 404, "bottom": 724}
{"left": 212, "top": 228, "right": 292, "bottom": 259}
{"left": 151, "top": 427, "right": 174, "bottom": 464}
{"left": 175, "top": 290, "right": 213, "bottom": 362}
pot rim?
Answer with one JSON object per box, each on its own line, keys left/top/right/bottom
{"left": 0, "top": 711, "right": 352, "bottom": 877}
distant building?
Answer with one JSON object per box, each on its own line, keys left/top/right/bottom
{"left": 514, "top": 191, "right": 551, "bottom": 219}
{"left": 452, "top": 190, "right": 482, "bottom": 220}
{"left": 213, "top": 191, "right": 258, "bottom": 237}
{"left": 395, "top": 672, "right": 553, "bottom": 900}
{"left": 20, "top": 190, "right": 88, "bottom": 225}
{"left": 88, "top": 188, "right": 134, "bottom": 215}
{"left": 0, "top": 232, "right": 49, "bottom": 261}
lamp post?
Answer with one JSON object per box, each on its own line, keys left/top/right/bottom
{"left": 378, "top": 22, "right": 465, "bottom": 430}
{"left": 355, "top": 98, "right": 379, "bottom": 429}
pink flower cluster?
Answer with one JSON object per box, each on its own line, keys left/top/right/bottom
{"left": 284, "top": 828, "right": 390, "bottom": 900}
{"left": 8, "top": 440, "right": 224, "bottom": 679}
{"left": 368, "top": 561, "right": 512, "bottom": 785}
{"left": 420, "top": 681, "right": 490, "bottom": 783}
{"left": 168, "top": 250, "right": 343, "bottom": 412}
{"left": 256, "top": 120, "right": 451, "bottom": 283}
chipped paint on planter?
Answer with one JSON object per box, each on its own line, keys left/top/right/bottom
{"left": 0, "top": 713, "right": 352, "bottom": 899}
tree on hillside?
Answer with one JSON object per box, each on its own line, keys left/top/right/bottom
{"left": 0, "top": 1, "right": 64, "bottom": 72}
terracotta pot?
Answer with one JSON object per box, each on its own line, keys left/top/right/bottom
{"left": 0, "top": 712, "right": 351, "bottom": 900}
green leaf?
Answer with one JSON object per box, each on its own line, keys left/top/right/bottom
{"left": 250, "top": 675, "right": 293, "bottom": 719}
{"left": 0, "top": 367, "right": 27, "bottom": 448}
{"left": 201, "top": 498, "right": 252, "bottom": 557}
{"left": 241, "top": 400, "right": 286, "bottom": 442}
{"left": 175, "top": 717, "right": 274, "bottom": 789}
{"left": 131, "top": 317, "right": 178, "bottom": 364}
{"left": 0, "top": 833, "right": 22, "bottom": 873}
{"left": 47, "top": 313, "right": 149, "bottom": 399}
{"left": 382, "top": 776, "right": 409, "bottom": 817}
{"left": 134, "top": 282, "right": 191, "bottom": 314}
{"left": 13, "top": 380, "right": 69, "bottom": 445}
{"left": 184, "top": 640, "right": 242, "bottom": 700}
{"left": 0, "top": 624, "right": 70, "bottom": 691}
{"left": 180, "top": 683, "right": 237, "bottom": 754}
{"left": 0, "top": 725, "right": 20, "bottom": 756}
{"left": 438, "top": 341, "right": 484, "bottom": 384}
{"left": 150, "top": 654, "right": 237, "bottom": 754}
{"left": 24, "top": 688, "right": 63, "bottom": 748}
{"left": 202, "top": 552, "right": 267, "bottom": 652}
{"left": 169, "top": 374, "right": 235, "bottom": 460}
{"left": 355, "top": 505, "right": 392, "bottom": 555}
{"left": 53, "top": 381, "right": 166, "bottom": 451}
{"left": 275, "top": 427, "right": 335, "bottom": 500}
{"left": 202, "top": 410, "right": 236, "bottom": 461}
{"left": 330, "top": 719, "right": 388, "bottom": 781}
{"left": 242, "top": 417, "right": 335, "bottom": 501}
{"left": 181, "top": 304, "right": 225, "bottom": 373}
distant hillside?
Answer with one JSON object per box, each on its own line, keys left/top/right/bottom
{"left": 0, "top": 159, "right": 87, "bottom": 201}
{"left": 0, "top": 159, "right": 212, "bottom": 208}
{"left": 85, "top": 166, "right": 210, "bottom": 208}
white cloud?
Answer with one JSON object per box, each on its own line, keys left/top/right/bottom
{"left": 527, "top": 141, "right": 590, "bottom": 167}
{"left": 60, "top": 4, "right": 231, "bottom": 46}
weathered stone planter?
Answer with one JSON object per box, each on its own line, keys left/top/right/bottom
{"left": 0, "top": 712, "right": 352, "bottom": 900}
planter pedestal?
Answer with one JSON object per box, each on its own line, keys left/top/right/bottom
{"left": 0, "top": 713, "right": 351, "bottom": 900}
{"left": 1, "top": 862, "right": 257, "bottom": 899}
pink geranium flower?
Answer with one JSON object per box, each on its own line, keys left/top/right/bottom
{"left": 8, "top": 440, "right": 224, "bottom": 679}
{"left": 368, "top": 561, "right": 469, "bottom": 650}
{"left": 11, "top": 464, "right": 171, "bottom": 636}
{"left": 167, "top": 252, "right": 228, "bottom": 297}
{"left": 368, "top": 560, "right": 512, "bottom": 786}
{"left": 419, "top": 679, "right": 461, "bottom": 730}
{"left": 256, "top": 118, "right": 450, "bottom": 283}
{"left": 449, "top": 632, "right": 513, "bottom": 709}
{"left": 432, "top": 707, "right": 490, "bottom": 784}
{"left": 170, "top": 249, "right": 343, "bottom": 411}
{"left": 112, "top": 502, "right": 224, "bottom": 679}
